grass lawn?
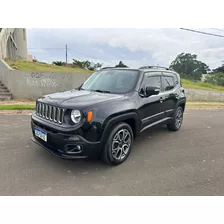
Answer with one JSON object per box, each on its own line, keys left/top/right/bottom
{"left": 186, "top": 102, "right": 224, "bottom": 108}
{"left": 181, "top": 79, "right": 224, "bottom": 92}
{"left": 1, "top": 101, "right": 224, "bottom": 110}
{"left": 0, "top": 104, "right": 36, "bottom": 110}
{"left": 5, "top": 59, "right": 90, "bottom": 73}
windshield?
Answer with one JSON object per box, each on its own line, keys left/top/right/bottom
{"left": 81, "top": 70, "right": 139, "bottom": 94}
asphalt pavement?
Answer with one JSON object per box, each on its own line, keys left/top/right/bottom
{"left": 0, "top": 109, "right": 224, "bottom": 196}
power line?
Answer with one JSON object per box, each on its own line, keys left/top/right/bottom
{"left": 180, "top": 28, "right": 224, "bottom": 38}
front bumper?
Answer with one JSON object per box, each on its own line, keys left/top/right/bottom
{"left": 31, "top": 119, "right": 102, "bottom": 160}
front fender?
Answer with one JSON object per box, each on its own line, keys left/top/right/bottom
{"left": 100, "top": 112, "right": 140, "bottom": 145}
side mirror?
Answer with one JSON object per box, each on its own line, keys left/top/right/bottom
{"left": 145, "top": 86, "right": 160, "bottom": 97}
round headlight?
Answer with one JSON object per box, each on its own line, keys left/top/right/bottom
{"left": 71, "top": 110, "right": 82, "bottom": 124}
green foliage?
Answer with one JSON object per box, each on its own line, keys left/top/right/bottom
{"left": 181, "top": 78, "right": 224, "bottom": 91}
{"left": 5, "top": 59, "right": 88, "bottom": 72}
{"left": 204, "top": 73, "right": 224, "bottom": 87}
{"left": 115, "top": 61, "right": 128, "bottom": 68}
{"left": 72, "top": 59, "right": 91, "bottom": 69}
{"left": 170, "top": 53, "right": 210, "bottom": 81}
{"left": 212, "top": 64, "right": 224, "bottom": 73}
{"left": 52, "top": 61, "right": 65, "bottom": 66}
{"left": 94, "top": 63, "right": 103, "bottom": 68}
{"left": 0, "top": 104, "right": 35, "bottom": 110}
{"left": 72, "top": 59, "right": 102, "bottom": 70}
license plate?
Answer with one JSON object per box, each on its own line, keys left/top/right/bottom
{"left": 34, "top": 128, "right": 47, "bottom": 142}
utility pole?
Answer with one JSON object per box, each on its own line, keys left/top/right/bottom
{"left": 65, "top": 44, "right": 68, "bottom": 66}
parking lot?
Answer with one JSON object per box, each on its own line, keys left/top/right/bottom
{"left": 0, "top": 109, "right": 224, "bottom": 196}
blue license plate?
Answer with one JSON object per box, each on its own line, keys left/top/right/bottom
{"left": 34, "top": 128, "right": 47, "bottom": 142}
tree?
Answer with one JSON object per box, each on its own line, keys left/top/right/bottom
{"left": 169, "top": 53, "right": 210, "bottom": 81}
{"left": 72, "top": 59, "right": 91, "bottom": 69}
{"left": 205, "top": 73, "right": 224, "bottom": 86}
{"left": 115, "top": 61, "right": 128, "bottom": 68}
{"left": 212, "top": 64, "right": 224, "bottom": 73}
{"left": 94, "top": 63, "right": 103, "bottom": 69}
{"left": 52, "top": 61, "right": 65, "bottom": 66}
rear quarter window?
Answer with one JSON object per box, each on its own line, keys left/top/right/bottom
{"left": 163, "top": 75, "right": 175, "bottom": 91}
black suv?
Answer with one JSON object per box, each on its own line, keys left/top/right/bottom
{"left": 31, "top": 66, "right": 186, "bottom": 165}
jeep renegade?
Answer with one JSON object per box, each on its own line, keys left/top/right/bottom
{"left": 31, "top": 66, "right": 186, "bottom": 165}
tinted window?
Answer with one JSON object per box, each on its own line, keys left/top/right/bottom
{"left": 163, "top": 76, "right": 175, "bottom": 91}
{"left": 142, "top": 72, "right": 162, "bottom": 89}
{"left": 163, "top": 72, "right": 178, "bottom": 84}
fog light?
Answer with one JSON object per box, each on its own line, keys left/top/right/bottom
{"left": 65, "top": 144, "right": 83, "bottom": 154}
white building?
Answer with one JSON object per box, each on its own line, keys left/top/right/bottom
{"left": 0, "top": 28, "right": 28, "bottom": 60}
{"left": 201, "top": 74, "right": 209, "bottom": 82}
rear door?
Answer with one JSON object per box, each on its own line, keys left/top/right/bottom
{"left": 161, "top": 72, "right": 179, "bottom": 118}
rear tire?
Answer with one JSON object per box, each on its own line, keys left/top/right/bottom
{"left": 101, "top": 122, "right": 134, "bottom": 166}
{"left": 167, "top": 106, "right": 183, "bottom": 131}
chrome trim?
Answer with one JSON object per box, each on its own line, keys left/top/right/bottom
{"left": 140, "top": 117, "right": 171, "bottom": 132}
{"left": 39, "top": 103, "right": 42, "bottom": 116}
{"left": 36, "top": 103, "right": 39, "bottom": 115}
{"left": 59, "top": 109, "right": 65, "bottom": 124}
{"left": 43, "top": 104, "right": 45, "bottom": 117}
{"left": 57, "top": 108, "right": 60, "bottom": 123}
{"left": 49, "top": 106, "right": 53, "bottom": 120}
{"left": 53, "top": 107, "right": 57, "bottom": 122}
{"left": 141, "top": 112, "right": 164, "bottom": 122}
{"left": 166, "top": 109, "right": 174, "bottom": 113}
{"left": 36, "top": 102, "right": 65, "bottom": 124}
{"left": 45, "top": 105, "right": 49, "bottom": 119}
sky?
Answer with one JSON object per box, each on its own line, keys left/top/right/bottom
{"left": 27, "top": 28, "right": 224, "bottom": 69}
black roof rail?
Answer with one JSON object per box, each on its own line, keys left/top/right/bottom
{"left": 139, "top": 65, "right": 175, "bottom": 71}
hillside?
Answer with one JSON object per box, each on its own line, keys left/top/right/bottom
{"left": 4, "top": 60, "right": 224, "bottom": 92}
{"left": 5, "top": 59, "right": 89, "bottom": 73}
{"left": 181, "top": 79, "right": 224, "bottom": 92}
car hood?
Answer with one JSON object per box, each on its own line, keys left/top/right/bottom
{"left": 38, "top": 89, "right": 125, "bottom": 108}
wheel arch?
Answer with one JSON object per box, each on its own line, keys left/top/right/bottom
{"left": 100, "top": 112, "right": 140, "bottom": 145}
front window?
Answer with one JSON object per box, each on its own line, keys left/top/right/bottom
{"left": 81, "top": 69, "right": 139, "bottom": 94}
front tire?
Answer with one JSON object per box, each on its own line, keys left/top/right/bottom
{"left": 101, "top": 122, "right": 134, "bottom": 166}
{"left": 167, "top": 106, "right": 184, "bottom": 131}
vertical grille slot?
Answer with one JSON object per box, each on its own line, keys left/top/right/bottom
{"left": 59, "top": 109, "right": 64, "bottom": 124}
{"left": 53, "top": 107, "right": 57, "bottom": 122}
{"left": 45, "top": 105, "right": 49, "bottom": 119}
{"left": 42, "top": 104, "right": 45, "bottom": 118}
{"left": 36, "top": 102, "right": 65, "bottom": 124}
{"left": 49, "top": 106, "right": 52, "bottom": 120}
{"left": 36, "top": 103, "right": 40, "bottom": 115}
{"left": 39, "top": 103, "right": 42, "bottom": 116}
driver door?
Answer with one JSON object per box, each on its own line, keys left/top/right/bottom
{"left": 138, "top": 72, "right": 166, "bottom": 132}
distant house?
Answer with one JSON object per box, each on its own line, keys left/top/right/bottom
{"left": 201, "top": 74, "right": 209, "bottom": 82}
{"left": 27, "top": 54, "right": 33, "bottom": 62}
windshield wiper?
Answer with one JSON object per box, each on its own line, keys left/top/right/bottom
{"left": 93, "top": 89, "right": 111, "bottom": 93}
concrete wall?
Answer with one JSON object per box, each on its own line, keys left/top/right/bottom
{"left": 0, "top": 60, "right": 91, "bottom": 99}
{"left": 185, "top": 89, "right": 224, "bottom": 102}
{"left": 0, "top": 28, "right": 27, "bottom": 60}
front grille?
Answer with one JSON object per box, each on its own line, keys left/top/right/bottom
{"left": 36, "top": 102, "right": 65, "bottom": 124}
